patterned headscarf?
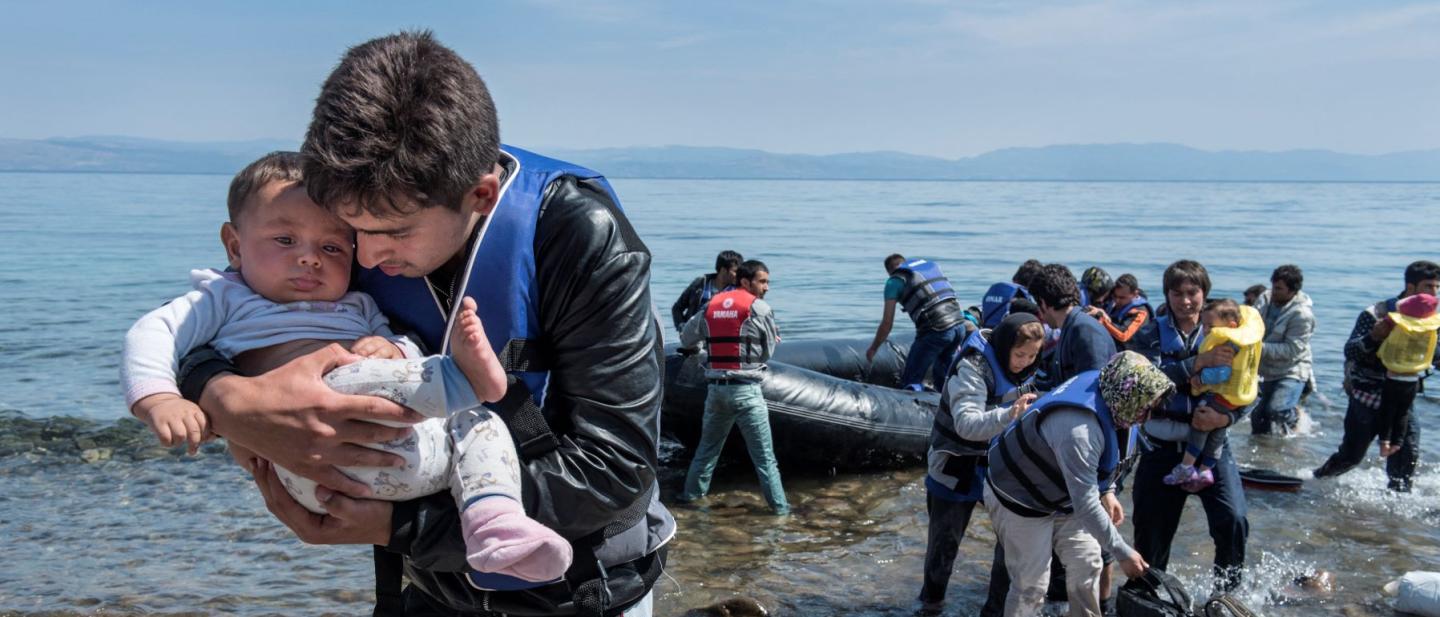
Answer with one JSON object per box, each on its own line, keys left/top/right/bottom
{"left": 1098, "top": 351, "right": 1174, "bottom": 428}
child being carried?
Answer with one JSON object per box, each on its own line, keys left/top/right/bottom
{"left": 119, "top": 152, "right": 571, "bottom": 585}
{"left": 1165, "top": 298, "right": 1263, "bottom": 491}
{"left": 1375, "top": 293, "right": 1440, "bottom": 458}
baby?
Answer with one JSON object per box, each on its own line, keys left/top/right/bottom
{"left": 1165, "top": 298, "right": 1252, "bottom": 491}
{"left": 120, "top": 151, "right": 570, "bottom": 584}
{"left": 1376, "top": 293, "right": 1440, "bottom": 457}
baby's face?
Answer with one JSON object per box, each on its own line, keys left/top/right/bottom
{"left": 224, "top": 181, "right": 354, "bottom": 303}
{"left": 1202, "top": 310, "right": 1238, "bottom": 330}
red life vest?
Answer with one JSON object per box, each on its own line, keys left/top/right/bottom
{"left": 704, "top": 289, "right": 758, "bottom": 370}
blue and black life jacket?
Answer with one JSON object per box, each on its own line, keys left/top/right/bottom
{"left": 1107, "top": 295, "right": 1153, "bottom": 326}
{"left": 928, "top": 329, "right": 1033, "bottom": 498}
{"left": 982, "top": 282, "right": 1032, "bottom": 329}
{"left": 356, "top": 145, "right": 630, "bottom": 592}
{"left": 986, "top": 371, "right": 1120, "bottom": 517}
{"left": 1153, "top": 313, "right": 1205, "bottom": 422}
{"left": 891, "top": 258, "right": 962, "bottom": 332}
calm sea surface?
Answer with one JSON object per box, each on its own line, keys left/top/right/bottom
{"left": 1, "top": 172, "right": 1439, "bottom": 615}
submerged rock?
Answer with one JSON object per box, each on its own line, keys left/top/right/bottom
{"left": 682, "top": 597, "right": 769, "bottom": 617}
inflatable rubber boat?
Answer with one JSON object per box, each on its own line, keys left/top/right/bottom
{"left": 661, "top": 339, "right": 938, "bottom": 470}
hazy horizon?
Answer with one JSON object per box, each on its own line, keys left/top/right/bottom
{"left": 4, "top": 1, "right": 1439, "bottom": 158}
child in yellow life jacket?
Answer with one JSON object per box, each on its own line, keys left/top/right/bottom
{"left": 1165, "top": 299, "right": 1262, "bottom": 491}
{"left": 1377, "top": 293, "right": 1440, "bottom": 457}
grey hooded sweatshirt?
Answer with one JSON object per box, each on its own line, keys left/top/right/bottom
{"left": 1254, "top": 289, "right": 1316, "bottom": 383}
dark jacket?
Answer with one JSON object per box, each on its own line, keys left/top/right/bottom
{"left": 1039, "top": 308, "right": 1116, "bottom": 391}
{"left": 671, "top": 273, "right": 719, "bottom": 331}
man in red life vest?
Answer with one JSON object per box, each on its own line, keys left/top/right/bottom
{"left": 676, "top": 260, "right": 789, "bottom": 515}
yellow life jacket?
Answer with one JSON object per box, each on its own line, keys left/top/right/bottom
{"left": 1195, "top": 304, "right": 1265, "bottom": 406}
{"left": 1379, "top": 311, "right": 1440, "bottom": 374}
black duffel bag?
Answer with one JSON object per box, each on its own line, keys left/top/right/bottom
{"left": 1118, "top": 569, "right": 1195, "bottom": 617}
{"left": 1202, "top": 593, "right": 1260, "bottom": 617}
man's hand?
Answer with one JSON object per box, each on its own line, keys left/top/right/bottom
{"left": 1195, "top": 344, "right": 1235, "bottom": 370}
{"left": 132, "top": 393, "right": 213, "bottom": 455}
{"left": 351, "top": 336, "right": 405, "bottom": 359}
{"left": 1010, "top": 392, "right": 1039, "bottom": 421}
{"left": 1191, "top": 404, "right": 1232, "bottom": 431}
{"left": 1119, "top": 550, "right": 1150, "bottom": 579}
{"left": 201, "top": 344, "right": 425, "bottom": 496}
{"left": 1101, "top": 491, "right": 1125, "bottom": 525}
{"left": 865, "top": 344, "right": 879, "bottom": 363}
{"left": 252, "top": 458, "right": 393, "bottom": 546}
{"left": 1083, "top": 306, "right": 1108, "bottom": 323}
{"left": 1371, "top": 316, "right": 1395, "bottom": 342}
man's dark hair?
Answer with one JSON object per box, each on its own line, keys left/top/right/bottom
{"left": 884, "top": 253, "right": 906, "bottom": 272}
{"left": 302, "top": 30, "right": 500, "bottom": 216}
{"left": 715, "top": 250, "right": 743, "bottom": 273}
{"left": 1405, "top": 260, "right": 1440, "bottom": 286}
{"left": 738, "top": 259, "right": 769, "bottom": 283}
{"left": 1271, "top": 264, "right": 1303, "bottom": 291}
{"left": 1013, "top": 259, "right": 1044, "bottom": 287}
{"left": 1115, "top": 273, "right": 1144, "bottom": 297}
{"left": 1028, "top": 263, "right": 1081, "bottom": 309}
{"left": 228, "top": 151, "right": 304, "bottom": 222}
{"left": 1202, "top": 297, "right": 1241, "bottom": 325}
{"left": 1009, "top": 298, "right": 1041, "bottom": 317}
{"left": 1163, "top": 259, "right": 1211, "bottom": 297}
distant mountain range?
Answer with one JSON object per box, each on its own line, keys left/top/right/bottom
{"left": 4, "top": 136, "right": 1438, "bottom": 181}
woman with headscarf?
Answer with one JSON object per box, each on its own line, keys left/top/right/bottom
{"left": 984, "top": 351, "right": 1173, "bottom": 617}
{"left": 918, "top": 312, "right": 1047, "bottom": 614}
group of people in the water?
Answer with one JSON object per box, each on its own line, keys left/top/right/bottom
{"left": 672, "top": 250, "right": 1440, "bottom": 616}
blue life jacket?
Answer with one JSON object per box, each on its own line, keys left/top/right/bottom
{"left": 355, "top": 145, "right": 619, "bottom": 592}
{"left": 927, "top": 329, "right": 1034, "bottom": 501}
{"left": 892, "top": 258, "right": 960, "bottom": 331}
{"left": 1032, "top": 372, "right": 1120, "bottom": 493}
{"left": 1154, "top": 313, "right": 1205, "bottom": 421}
{"left": 982, "top": 282, "right": 1032, "bottom": 329}
{"left": 1079, "top": 287, "right": 1089, "bottom": 309}
{"left": 1107, "top": 295, "right": 1151, "bottom": 325}
{"left": 987, "top": 372, "right": 1120, "bottom": 516}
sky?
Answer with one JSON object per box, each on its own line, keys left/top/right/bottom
{"left": 2, "top": 0, "right": 1438, "bottom": 158}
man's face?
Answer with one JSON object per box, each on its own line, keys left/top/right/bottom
{"left": 1270, "top": 279, "right": 1296, "bottom": 305}
{"left": 1036, "top": 298, "right": 1067, "bottom": 329}
{"left": 1406, "top": 278, "right": 1440, "bottom": 298}
{"left": 333, "top": 171, "right": 502, "bottom": 279}
{"left": 741, "top": 270, "right": 770, "bottom": 299}
{"left": 716, "top": 265, "right": 738, "bottom": 287}
{"left": 338, "top": 204, "right": 477, "bottom": 278}
{"left": 1111, "top": 284, "right": 1135, "bottom": 306}
{"left": 1166, "top": 282, "right": 1205, "bottom": 322}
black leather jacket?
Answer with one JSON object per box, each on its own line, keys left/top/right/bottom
{"left": 182, "top": 174, "right": 673, "bottom": 616}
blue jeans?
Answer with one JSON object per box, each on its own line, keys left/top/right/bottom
{"left": 902, "top": 325, "right": 965, "bottom": 391}
{"left": 681, "top": 383, "right": 789, "bottom": 514}
{"left": 1132, "top": 439, "right": 1249, "bottom": 592}
{"left": 1249, "top": 378, "right": 1305, "bottom": 435}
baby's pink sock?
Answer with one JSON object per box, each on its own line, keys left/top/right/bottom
{"left": 462, "top": 498, "right": 572, "bottom": 582}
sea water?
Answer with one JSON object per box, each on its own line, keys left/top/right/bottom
{"left": 1, "top": 172, "right": 1437, "bottom": 615}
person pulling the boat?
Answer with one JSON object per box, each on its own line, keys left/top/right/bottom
{"left": 867, "top": 254, "right": 970, "bottom": 391}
